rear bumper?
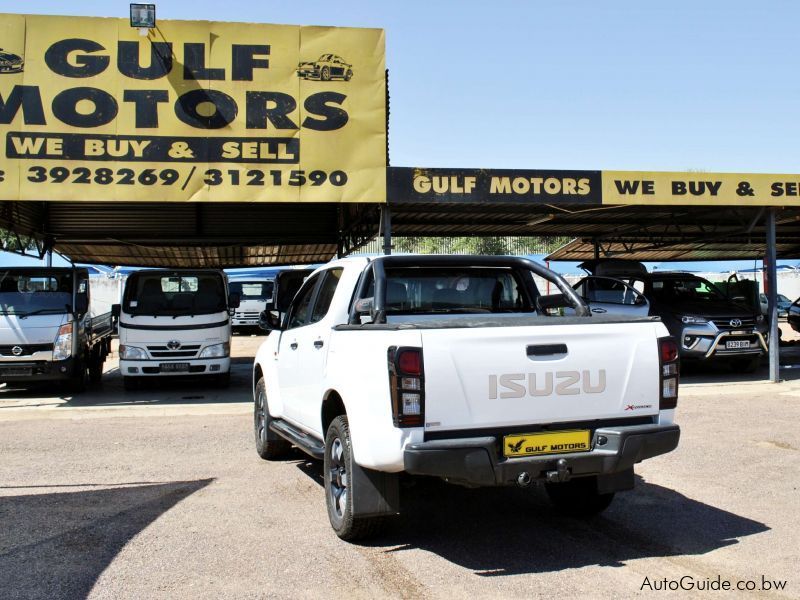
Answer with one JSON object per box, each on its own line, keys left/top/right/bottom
{"left": 403, "top": 423, "right": 680, "bottom": 487}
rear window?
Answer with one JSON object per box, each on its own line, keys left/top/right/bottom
{"left": 229, "top": 281, "right": 273, "bottom": 300}
{"left": 124, "top": 273, "right": 226, "bottom": 316}
{"left": 371, "top": 267, "right": 533, "bottom": 315}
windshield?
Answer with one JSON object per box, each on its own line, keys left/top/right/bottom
{"left": 124, "top": 273, "right": 226, "bottom": 316}
{"left": 372, "top": 267, "right": 534, "bottom": 315}
{"left": 650, "top": 277, "right": 726, "bottom": 302}
{"left": 0, "top": 270, "right": 72, "bottom": 316}
{"left": 229, "top": 281, "right": 273, "bottom": 301}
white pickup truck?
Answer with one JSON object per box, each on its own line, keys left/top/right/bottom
{"left": 253, "top": 256, "right": 680, "bottom": 540}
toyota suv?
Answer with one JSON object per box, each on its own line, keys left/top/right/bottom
{"left": 574, "top": 260, "right": 767, "bottom": 372}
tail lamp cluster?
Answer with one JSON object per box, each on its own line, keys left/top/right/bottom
{"left": 387, "top": 346, "right": 424, "bottom": 427}
{"left": 659, "top": 336, "right": 679, "bottom": 409}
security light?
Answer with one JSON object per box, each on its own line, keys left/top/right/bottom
{"left": 130, "top": 4, "right": 156, "bottom": 29}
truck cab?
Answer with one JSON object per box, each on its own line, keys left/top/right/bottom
{"left": 115, "top": 269, "right": 239, "bottom": 390}
{"left": 0, "top": 267, "right": 114, "bottom": 391}
{"left": 228, "top": 275, "right": 274, "bottom": 329}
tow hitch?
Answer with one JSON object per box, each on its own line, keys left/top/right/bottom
{"left": 545, "top": 458, "right": 571, "bottom": 483}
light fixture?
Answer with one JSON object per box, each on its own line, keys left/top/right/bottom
{"left": 130, "top": 3, "right": 156, "bottom": 36}
{"left": 525, "top": 214, "right": 555, "bottom": 227}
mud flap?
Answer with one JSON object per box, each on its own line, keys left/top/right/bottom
{"left": 350, "top": 463, "right": 400, "bottom": 518}
{"left": 596, "top": 467, "right": 634, "bottom": 494}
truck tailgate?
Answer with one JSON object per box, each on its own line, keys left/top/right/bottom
{"left": 421, "top": 321, "right": 662, "bottom": 432}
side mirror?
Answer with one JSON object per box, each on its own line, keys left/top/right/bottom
{"left": 258, "top": 310, "right": 283, "bottom": 332}
{"left": 228, "top": 292, "right": 241, "bottom": 309}
{"left": 75, "top": 294, "right": 89, "bottom": 315}
{"left": 111, "top": 303, "right": 121, "bottom": 317}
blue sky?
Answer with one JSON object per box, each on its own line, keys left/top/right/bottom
{"left": 1, "top": 2, "right": 797, "bottom": 272}
{"left": 2, "top": 1, "right": 798, "bottom": 172}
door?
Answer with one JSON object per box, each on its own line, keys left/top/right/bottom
{"left": 573, "top": 276, "right": 650, "bottom": 317}
{"left": 292, "top": 268, "right": 343, "bottom": 431}
{"left": 277, "top": 273, "right": 322, "bottom": 424}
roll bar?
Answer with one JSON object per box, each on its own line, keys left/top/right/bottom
{"left": 348, "top": 255, "right": 590, "bottom": 324}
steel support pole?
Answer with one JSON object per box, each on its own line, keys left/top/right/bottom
{"left": 766, "top": 209, "right": 779, "bottom": 383}
{"left": 46, "top": 249, "right": 52, "bottom": 267}
{"left": 381, "top": 205, "right": 392, "bottom": 255}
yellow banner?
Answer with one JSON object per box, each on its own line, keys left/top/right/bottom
{"left": 0, "top": 14, "right": 386, "bottom": 202}
{"left": 602, "top": 171, "right": 800, "bottom": 206}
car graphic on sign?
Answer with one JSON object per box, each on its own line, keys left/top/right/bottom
{"left": 0, "top": 48, "right": 23, "bottom": 73}
{"left": 296, "top": 54, "right": 353, "bottom": 81}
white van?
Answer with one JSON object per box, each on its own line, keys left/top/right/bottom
{"left": 228, "top": 275, "right": 274, "bottom": 329}
{"left": 113, "top": 269, "right": 239, "bottom": 390}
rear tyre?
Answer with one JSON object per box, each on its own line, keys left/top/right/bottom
{"left": 324, "top": 415, "right": 387, "bottom": 540}
{"left": 545, "top": 476, "right": 615, "bottom": 517}
{"left": 254, "top": 377, "right": 290, "bottom": 460}
{"left": 88, "top": 348, "right": 104, "bottom": 384}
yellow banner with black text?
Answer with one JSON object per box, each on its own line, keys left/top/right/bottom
{"left": 0, "top": 14, "right": 386, "bottom": 202}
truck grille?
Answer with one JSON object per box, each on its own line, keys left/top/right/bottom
{"left": 712, "top": 318, "right": 756, "bottom": 330}
{"left": 146, "top": 344, "right": 201, "bottom": 358}
{"left": 234, "top": 312, "right": 260, "bottom": 319}
{"left": 0, "top": 344, "right": 53, "bottom": 356}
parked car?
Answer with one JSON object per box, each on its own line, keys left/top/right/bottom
{"left": 297, "top": 54, "right": 353, "bottom": 81}
{"left": 788, "top": 299, "right": 800, "bottom": 333}
{"left": 253, "top": 255, "right": 680, "bottom": 540}
{"left": 575, "top": 260, "right": 767, "bottom": 372}
{"left": 0, "top": 48, "right": 24, "bottom": 73}
{"left": 759, "top": 293, "right": 791, "bottom": 319}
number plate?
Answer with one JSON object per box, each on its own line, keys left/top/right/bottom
{"left": 503, "top": 430, "right": 591, "bottom": 458}
{"left": 0, "top": 367, "right": 32, "bottom": 377}
{"left": 726, "top": 340, "right": 751, "bottom": 349}
{"left": 160, "top": 362, "right": 190, "bottom": 373}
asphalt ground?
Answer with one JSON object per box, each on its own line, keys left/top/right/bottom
{"left": 0, "top": 328, "right": 798, "bottom": 599}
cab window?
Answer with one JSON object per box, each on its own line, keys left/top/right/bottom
{"left": 287, "top": 275, "right": 321, "bottom": 329}
{"left": 310, "top": 269, "right": 343, "bottom": 323}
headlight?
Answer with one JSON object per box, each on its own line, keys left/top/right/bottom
{"left": 199, "top": 342, "right": 229, "bottom": 358}
{"left": 53, "top": 323, "right": 73, "bottom": 361}
{"left": 119, "top": 345, "right": 147, "bottom": 360}
{"left": 756, "top": 314, "right": 765, "bottom": 323}
{"left": 680, "top": 315, "right": 708, "bottom": 325}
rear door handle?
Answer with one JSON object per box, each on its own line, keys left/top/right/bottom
{"left": 290, "top": 342, "right": 298, "bottom": 350}
{"left": 591, "top": 308, "right": 607, "bottom": 314}
{"left": 313, "top": 340, "right": 324, "bottom": 349}
{"left": 527, "top": 344, "right": 568, "bottom": 358}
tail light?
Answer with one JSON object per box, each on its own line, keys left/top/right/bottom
{"left": 658, "top": 336, "right": 679, "bottom": 410}
{"left": 387, "top": 346, "right": 424, "bottom": 427}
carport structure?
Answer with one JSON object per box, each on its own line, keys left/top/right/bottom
{"left": 2, "top": 166, "right": 799, "bottom": 383}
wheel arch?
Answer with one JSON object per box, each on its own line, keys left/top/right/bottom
{"left": 321, "top": 389, "right": 347, "bottom": 435}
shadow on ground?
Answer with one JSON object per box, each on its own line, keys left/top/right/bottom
{"left": 296, "top": 462, "right": 768, "bottom": 576}
{"left": 0, "top": 357, "right": 254, "bottom": 408}
{"left": 0, "top": 479, "right": 213, "bottom": 599}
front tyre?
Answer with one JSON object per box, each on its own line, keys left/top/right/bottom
{"left": 321, "top": 66, "right": 331, "bottom": 81}
{"left": 545, "top": 476, "right": 615, "bottom": 517}
{"left": 254, "top": 377, "right": 290, "bottom": 460}
{"left": 324, "top": 415, "right": 386, "bottom": 540}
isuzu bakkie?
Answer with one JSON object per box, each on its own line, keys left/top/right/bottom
{"left": 252, "top": 256, "right": 680, "bottom": 540}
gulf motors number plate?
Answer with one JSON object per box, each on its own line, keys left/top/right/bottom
{"left": 0, "top": 367, "right": 32, "bottom": 377}
{"left": 503, "top": 430, "right": 591, "bottom": 458}
{"left": 726, "top": 340, "right": 751, "bottom": 349}
{"left": 160, "top": 362, "right": 190, "bottom": 373}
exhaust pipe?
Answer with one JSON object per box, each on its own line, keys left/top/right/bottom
{"left": 516, "top": 472, "right": 531, "bottom": 487}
